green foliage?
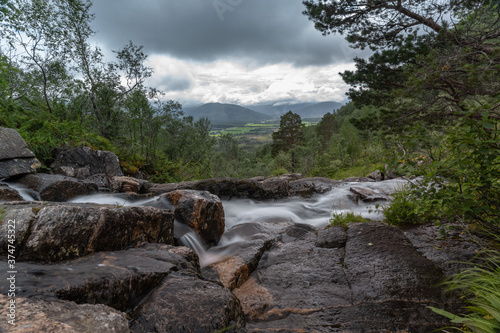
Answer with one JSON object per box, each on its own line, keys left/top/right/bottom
{"left": 430, "top": 250, "right": 500, "bottom": 332}
{"left": 329, "top": 211, "right": 370, "bottom": 228}
{"left": 272, "top": 167, "right": 289, "bottom": 177}
{"left": 407, "top": 110, "right": 500, "bottom": 227}
{"left": 272, "top": 111, "right": 305, "bottom": 154}
{"left": 302, "top": 0, "right": 465, "bottom": 50}
{"left": 382, "top": 185, "right": 431, "bottom": 228}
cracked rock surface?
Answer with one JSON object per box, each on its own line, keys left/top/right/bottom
{"left": 233, "top": 222, "right": 460, "bottom": 332}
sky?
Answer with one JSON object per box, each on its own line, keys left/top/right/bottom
{"left": 90, "top": 0, "right": 368, "bottom": 107}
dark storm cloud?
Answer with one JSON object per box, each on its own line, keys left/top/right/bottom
{"left": 90, "top": 0, "right": 356, "bottom": 66}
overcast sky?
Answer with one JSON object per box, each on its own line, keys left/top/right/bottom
{"left": 90, "top": 0, "right": 367, "bottom": 107}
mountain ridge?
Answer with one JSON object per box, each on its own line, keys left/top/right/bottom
{"left": 184, "top": 103, "right": 272, "bottom": 126}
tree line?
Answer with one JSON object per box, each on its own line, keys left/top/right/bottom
{"left": 0, "top": 0, "right": 498, "bottom": 229}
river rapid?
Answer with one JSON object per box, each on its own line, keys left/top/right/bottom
{"left": 7, "top": 178, "right": 407, "bottom": 266}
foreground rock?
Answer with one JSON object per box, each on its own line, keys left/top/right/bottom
{"left": 0, "top": 127, "right": 41, "bottom": 179}
{"left": 204, "top": 221, "right": 295, "bottom": 290}
{"left": 405, "top": 223, "right": 484, "bottom": 276}
{"left": 130, "top": 272, "right": 246, "bottom": 332}
{"left": 50, "top": 146, "right": 123, "bottom": 179}
{"left": 234, "top": 222, "right": 456, "bottom": 332}
{"left": 1, "top": 244, "right": 246, "bottom": 333}
{"left": 0, "top": 295, "right": 130, "bottom": 333}
{"left": 0, "top": 202, "right": 174, "bottom": 262}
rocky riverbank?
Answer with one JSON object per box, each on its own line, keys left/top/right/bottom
{"left": 0, "top": 127, "right": 483, "bottom": 332}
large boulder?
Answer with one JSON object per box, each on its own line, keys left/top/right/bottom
{"left": 14, "top": 173, "right": 102, "bottom": 201}
{"left": 163, "top": 190, "right": 225, "bottom": 246}
{"left": 0, "top": 202, "right": 174, "bottom": 262}
{"left": 0, "top": 127, "right": 41, "bottom": 179}
{"left": 129, "top": 272, "right": 246, "bottom": 333}
{"left": 40, "top": 180, "right": 98, "bottom": 201}
{"left": 234, "top": 222, "right": 458, "bottom": 332}
{"left": 1, "top": 243, "right": 246, "bottom": 332}
{"left": 9, "top": 244, "right": 199, "bottom": 310}
{"left": 50, "top": 146, "right": 123, "bottom": 180}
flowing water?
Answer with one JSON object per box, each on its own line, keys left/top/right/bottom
{"left": 4, "top": 179, "right": 408, "bottom": 266}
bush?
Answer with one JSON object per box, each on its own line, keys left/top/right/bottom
{"left": 382, "top": 185, "right": 428, "bottom": 228}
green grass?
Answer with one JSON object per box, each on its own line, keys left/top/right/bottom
{"left": 329, "top": 211, "right": 370, "bottom": 228}
{"left": 430, "top": 250, "right": 500, "bottom": 332}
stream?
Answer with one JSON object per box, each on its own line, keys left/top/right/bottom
{"left": 6, "top": 179, "right": 407, "bottom": 266}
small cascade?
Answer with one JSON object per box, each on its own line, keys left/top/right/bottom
{"left": 4, "top": 182, "right": 37, "bottom": 201}
{"left": 174, "top": 221, "right": 226, "bottom": 267}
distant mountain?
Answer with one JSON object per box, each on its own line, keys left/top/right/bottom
{"left": 245, "top": 103, "right": 314, "bottom": 118}
{"left": 245, "top": 101, "right": 344, "bottom": 119}
{"left": 294, "top": 101, "right": 344, "bottom": 118}
{"left": 185, "top": 103, "right": 272, "bottom": 125}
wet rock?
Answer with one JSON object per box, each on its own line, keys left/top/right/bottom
{"left": 14, "top": 173, "right": 77, "bottom": 192}
{"left": 236, "top": 222, "right": 454, "bottom": 332}
{"left": 148, "top": 181, "right": 197, "bottom": 195}
{"left": 260, "top": 177, "right": 289, "bottom": 199}
{"left": 349, "top": 186, "right": 391, "bottom": 202}
{"left": 288, "top": 177, "right": 341, "bottom": 197}
{"left": 0, "top": 127, "right": 41, "bottom": 179}
{"left": 205, "top": 222, "right": 288, "bottom": 290}
{"left": 15, "top": 173, "right": 100, "bottom": 201}
{"left": 40, "top": 180, "right": 98, "bottom": 201}
{"left": 315, "top": 225, "right": 348, "bottom": 248}
{"left": 111, "top": 176, "right": 140, "bottom": 193}
{"left": 129, "top": 272, "right": 246, "bottom": 333}
{"left": 5, "top": 244, "right": 199, "bottom": 311}
{"left": 193, "top": 178, "right": 262, "bottom": 200}
{"left": 0, "top": 295, "right": 130, "bottom": 333}
{"left": 282, "top": 223, "right": 316, "bottom": 243}
{"left": 82, "top": 173, "right": 111, "bottom": 190}
{"left": 110, "top": 176, "right": 151, "bottom": 194}
{"left": 151, "top": 177, "right": 342, "bottom": 200}
{"left": 50, "top": 146, "right": 123, "bottom": 180}
{"left": 0, "top": 202, "right": 174, "bottom": 262}
{"left": 369, "top": 169, "right": 384, "bottom": 181}
{"left": 0, "top": 183, "right": 24, "bottom": 201}
{"left": 404, "top": 223, "right": 483, "bottom": 276}
{"left": 164, "top": 190, "right": 225, "bottom": 246}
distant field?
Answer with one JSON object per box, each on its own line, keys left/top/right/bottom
{"left": 211, "top": 120, "right": 319, "bottom": 149}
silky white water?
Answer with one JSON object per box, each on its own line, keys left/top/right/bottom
{"left": 5, "top": 179, "right": 408, "bottom": 266}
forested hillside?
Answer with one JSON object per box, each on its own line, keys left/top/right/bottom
{"left": 0, "top": 0, "right": 498, "bottom": 229}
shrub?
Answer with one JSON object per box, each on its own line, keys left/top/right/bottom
{"left": 382, "top": 185, "right": 426, "bottom": 228}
